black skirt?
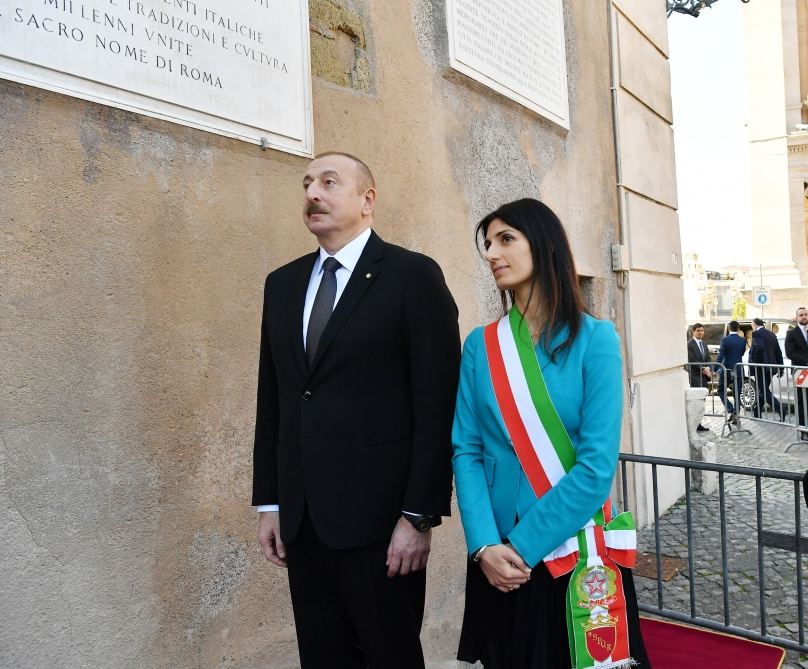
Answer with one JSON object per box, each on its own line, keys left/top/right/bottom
{"left": 457, "top": 558, "right": 652, "bottom": 669}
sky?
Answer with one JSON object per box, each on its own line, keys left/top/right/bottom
{"left": 668, "top": 1, "right": 753, "bottom": 270}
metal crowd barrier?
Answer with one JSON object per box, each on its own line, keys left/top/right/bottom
{"left": 684, "top": 360, "right": 729, "bottom": 421}
{"left": 686, "top": 360, "right": 808, "bottom": 447}
{"left": 732, "top": 363, "right": 808, "bottom": 450}
{"left": 619, "top": 453, "right": 807, "bottom": 654}
{"left": 684, "top": 361, "right": 745, "bottom": 438}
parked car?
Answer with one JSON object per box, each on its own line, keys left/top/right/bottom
{"left": 736, "top": 333, "right": 796, "bottom": 413}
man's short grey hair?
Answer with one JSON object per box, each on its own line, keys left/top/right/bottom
{"left": 314, "top": 151, "right": 375, "bottom": 194}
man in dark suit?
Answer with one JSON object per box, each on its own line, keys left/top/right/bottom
{"left": 252, "top": 152, "right": 460, "bottom": 668}
{"left": 785, "top": 307, "right": 808, "bottom": 439}
{"left": 749, "top": 317, "right": 784, "bottom": 419}
{"left": 716, "top": 320, "right": 746, "bottom": 423}
{"left": 687, "top": 322, "right": 713, "bottom": 431}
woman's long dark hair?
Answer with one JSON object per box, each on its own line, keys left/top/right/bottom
{"left": 476, "top": 198, "right": 587, "bottom": 361}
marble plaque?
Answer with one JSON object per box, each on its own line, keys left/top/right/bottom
{"left": 446, "top": 0, "right": 569, "bottom": 129}
{"left": 0, "top": 0, "right": 313, "bottom": 155}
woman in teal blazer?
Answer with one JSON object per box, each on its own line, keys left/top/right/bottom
{"left": 452, "top": 199, "right": 650, "bottom": 668}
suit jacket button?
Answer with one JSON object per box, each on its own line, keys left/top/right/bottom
{"left": 302, "top": 390, "right": 312, "bottom": 400}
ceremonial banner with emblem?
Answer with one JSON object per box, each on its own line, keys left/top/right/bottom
{"left": 484, "top": 309, "right": 637, "bottom": 668}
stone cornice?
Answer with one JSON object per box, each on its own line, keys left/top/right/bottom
{"left": 788, "top": 133, "right": 808, "bottom": 151}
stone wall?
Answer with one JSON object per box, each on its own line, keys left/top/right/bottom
{"left": 1, "top": 1, "right": 659, "bottom": 666}
{"left": 609, "top": 0, "right": 689, "bottom": 523}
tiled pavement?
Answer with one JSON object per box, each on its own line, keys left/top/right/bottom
{"left": 634, "top": 408, "right": 808, "bottom": 668}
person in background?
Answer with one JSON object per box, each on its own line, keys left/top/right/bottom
{"left": 716, "top": 320, "right": 746, "bottom": 425}
{"left": 785, "top": 307, "right": 808, "bottom": 440}
{"left": 687, "top": 323, "right": 713, "bottom": 432}
{"left": 749, "top": 318, "right": 784, "bottom": 420}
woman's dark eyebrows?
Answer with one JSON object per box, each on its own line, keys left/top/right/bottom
{"left": 492, "top": 228, "right": 514, "bottom": 238}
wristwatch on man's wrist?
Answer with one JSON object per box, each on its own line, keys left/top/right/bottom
{"left": 402, "top": 512, "right": 440, "bottom": 532}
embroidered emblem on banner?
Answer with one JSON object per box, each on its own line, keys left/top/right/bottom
{"left": 580, "top": 565, "right": 612, "bottom": 602}
{"left": 584, "top": 611, "right": 618, "bottom": 663}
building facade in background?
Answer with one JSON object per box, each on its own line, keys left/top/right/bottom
{"left": 744, "top": 0, "right": 808, "bottom": 313}
{"left": 678, "top": 0, "right": 808, "bottom": 325}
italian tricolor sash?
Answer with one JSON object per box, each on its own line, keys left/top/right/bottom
{"left": 484, "top": 309, "right": 638, "bottom": 669}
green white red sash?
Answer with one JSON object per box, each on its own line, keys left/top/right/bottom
{"left": 484, "top": 309, "right": 638, "bottom": 669}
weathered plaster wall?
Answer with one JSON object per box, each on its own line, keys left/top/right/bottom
{"left": 1, "top": 1, "right": 632, "bottom": 667}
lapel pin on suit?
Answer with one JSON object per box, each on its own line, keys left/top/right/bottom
{"left": 365, "top": 273, "right": 372, "bottom": 279}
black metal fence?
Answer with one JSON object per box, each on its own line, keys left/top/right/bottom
{"left": 619, "top": 452, "right": 807, "bottom": 654}
{"left": 685, "top": 360, "right": 808, "bottom": 448}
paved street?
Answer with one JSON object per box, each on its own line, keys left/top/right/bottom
{"left": 634, "top": 408, "right": 808, "bottom": 668}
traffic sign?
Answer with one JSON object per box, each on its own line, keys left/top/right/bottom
{"left": 753, "top": 286, "right": 771, "bottom": 306}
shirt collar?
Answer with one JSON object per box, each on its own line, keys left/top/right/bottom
{"left": 315, "top": 227, "right": 372, "bottom": 274}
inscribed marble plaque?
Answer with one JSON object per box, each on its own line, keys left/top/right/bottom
{"left": 0, "top": 0, "right": 313, "bottom": 155}
{"left": 446, "top": 0, "right": 569, "bottom": 129}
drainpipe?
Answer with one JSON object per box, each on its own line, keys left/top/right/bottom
{"left": 606, "top": 0, "right": 635, "bottom": 398}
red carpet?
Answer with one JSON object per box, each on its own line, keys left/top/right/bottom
{"left": 640, "top": 618, "right": 785, "bottom": 668}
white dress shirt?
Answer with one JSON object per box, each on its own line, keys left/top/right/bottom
{"left": 301, "top": 227, "right": 372, "bottom": 348}
{"left": 257, "top": 228, "right": 372, "bottom": 513}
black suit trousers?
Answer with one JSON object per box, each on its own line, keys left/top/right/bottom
{"left": 286, "top": 512, "right": 426, "bottom": 669}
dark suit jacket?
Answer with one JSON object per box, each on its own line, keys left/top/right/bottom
{"left": 785, "top": 326, "right": 808, "bottom": 367}
{"left": 687, "top": 337, "right": 711, "bottom": 387}
{"left": 750, "top": 327, "right": 783, "bottom": 369}
{"left": 252, "top": 231, "right": 460, "bottom": 550}
{"left": 717, "top": 333, "right": 746, "bottom": 381}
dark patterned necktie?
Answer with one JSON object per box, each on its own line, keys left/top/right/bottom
{"left": 306, "top": 257, "right": 341, "bottom": 365}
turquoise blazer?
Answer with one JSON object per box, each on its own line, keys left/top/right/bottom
{"left": 451, "top": 314, "right": 624, "bottom": 568}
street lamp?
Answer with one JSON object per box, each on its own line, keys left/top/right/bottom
{"left": 666, "top": 0, "right": 751, "bottom": 18}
